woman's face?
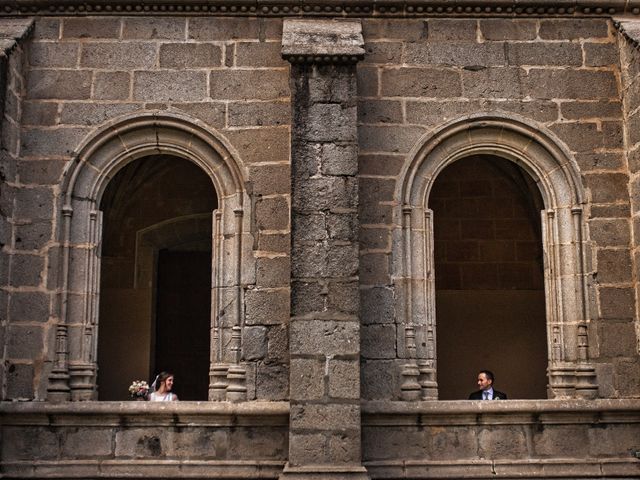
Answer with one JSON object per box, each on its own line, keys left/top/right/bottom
{"left": 164, "top": 376, "right": 174, "bottom": 391}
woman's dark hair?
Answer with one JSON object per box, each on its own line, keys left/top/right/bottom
{"left": 157, "top": 371, "right": 174, "bottom": 386}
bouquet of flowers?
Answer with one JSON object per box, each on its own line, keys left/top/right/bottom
{"left": 128, "top": 380, "right": 149, "bottom": 400}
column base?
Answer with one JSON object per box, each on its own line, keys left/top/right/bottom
{"left": 279, "top": 464, "right": 370, "bottom": 480}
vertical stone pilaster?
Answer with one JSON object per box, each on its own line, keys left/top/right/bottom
{"left": 281, "top": 20, "right": 368, "bottom": 480}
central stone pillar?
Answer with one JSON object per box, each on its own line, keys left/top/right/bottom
{"left": 281, "top": 20, "right": 368, "bottom": 480}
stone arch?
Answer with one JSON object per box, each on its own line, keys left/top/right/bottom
{"left": 395, "top": 113, "right": 598, "bottom": 400}
{"left": 47, "top": 112, "right": 252, "bottom": 401}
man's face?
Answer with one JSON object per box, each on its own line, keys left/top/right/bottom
{"left": 477, "top": 373, "right": 492, "bottom": 391}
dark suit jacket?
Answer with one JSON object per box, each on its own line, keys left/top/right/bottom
{"left": 468, "top": 389, "right": 507, "bottom": 400}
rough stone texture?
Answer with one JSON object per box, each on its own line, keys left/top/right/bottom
{"left": 1, "top": 10, "right": 640, "bottom": 480}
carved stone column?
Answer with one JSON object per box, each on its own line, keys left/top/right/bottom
{"left": 281, "top": 19, "right": 368, "bottom": 480}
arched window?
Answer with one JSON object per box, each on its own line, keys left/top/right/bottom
{"left": 431, "top": 155, "right": 547, "bottom": 399}
{"left": 97, "top": 156, "right": 216, "bottom": 400}
{"left": 47, "top": 113, "right": 250, "bottom": 401}
{"left": 396, "top": 113, "right": 598, "bottom": 400}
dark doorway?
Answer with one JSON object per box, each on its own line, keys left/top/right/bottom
{"left": 97, "top": 155, "right": 216, "bottom": 400}
{"left": 431, "top": 155, "right": 547, "bottom": 400}
{"left": 154, "top": 249, "right": 211, "bottom": 401}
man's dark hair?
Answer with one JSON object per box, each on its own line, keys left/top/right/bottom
{"left": 479, "top": 370, "right": 494, "bottom": 382}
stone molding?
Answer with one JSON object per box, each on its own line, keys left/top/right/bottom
{"left": 0, "top": 18, "right": 33, "bottom": 57}
{"left": 1, "top": 399, "right": 289, "bottom": 423}
{"left": 48, "top": 112, "right": 252, "bottom": 402}
{"left": 614, "top": 18, "right": 640, "bottom": 50}
{"left": 394, "top": 112, "right": 598, "bottom": 400}
{"left": 0, "top": 1, "right": 639, "bottom": 17}
{"left": 282, "top": 19, "right": 364, "bottom": 64}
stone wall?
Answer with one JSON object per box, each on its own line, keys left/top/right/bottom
{"left": 357, "top": 17, "right": 639, "bottom": 399}
{"left": 618, "top": 21, "right": 640, "bottom": 397}
{"left": 1, "top": 23, "right": 33, "bottom": 400}
{"left": 3, "top": 16, "right": 292, "bottom": 400}
{"left": 0, "top": 8, "right": 640, "bottom": 480}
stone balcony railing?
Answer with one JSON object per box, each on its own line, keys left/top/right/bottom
{"left": 1, "top": 399, "right": 639, "bottom": 479}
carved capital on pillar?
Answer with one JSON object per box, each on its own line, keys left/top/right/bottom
{"left": 281, "top": 19, "right": 365, "bottom": 65}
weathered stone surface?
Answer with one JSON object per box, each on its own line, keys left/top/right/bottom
{"left": 62, "top": 17, "right": 120, "bottom": 39}
{"left": 358, "top": 99, "right": 403, "bottom": 124}
{"left": 21, "top": 102, "right": 58, "bottom": 126}
{"left": 81, "top": 43, "right": 157, "bottom": 69}
{"left": 28, "top": 42, "right": 78, "bottom": 68}
{"left": 9, "top": 254, "right": 44, "bottom": 287}
{"left": 188, "top": 17, "right": 259, "bottom": 41}
{"left": 243, "top": 326, "right": 268, "bottom": 360}
{"left": 224, "top": 128, "right": 289, "bottom": 164}
{"left": 93, "top": 71, "right": 131, "bottom": 100}
{"left": 596, "top": 249, "right": 633, "bottom": 284}
{"left": 171, "top": 102, "right": 225, "bottom": 127}
{"left": 290, "top": 320, "right": 359, "bottom": 356}
{"left": 235, "top": 42, "right": 287, "bottom": 67}
{"left": 585, "top": 173, "right": 629, "bottom": 204}
{"left": 361, "top": 324, "right": 396, "bottom": 359}
{"left": 60, "top": 103, "right": 139, "bottom": 126}
{"left": 159, "top": 43, "right": 222, "bottom": 68}
{"left": 288, "top": 432, "right": 326, "bottom": 465}
{"left": 27, "top": 70, "right": 92, "bottom": 100}
{"left": 381, "top": 68, "right": 462, "bottom": 98}
{"left": 282, "top": 19, "right": 364, "bottom": 58}
{"left": 291, "top": 403, "right": 360, "bottom": 431}
{"left": 361, "top": 287, "right": 394, "bottom": 324}
{"left": 229, "top": 101, "right": 290, "bottom": 128}
{"left": 597, "top": 320, "right": 637, "bottom": 357}
{"left": 210, "top": 70, "right": 288, "bottom": 100}
{"left": 5, "top": 364, "right": 34, "bottom": 399}
{"left": 2, "top": 424, "right": 57, "bottom": 458}
{"left": 480, "top": 19, "right": 537, "bottom": 40}
{"left": 361, "top": 19, "right": 427, "bottom": 42}
{"left": 258, "top": 233, "right": 289, "bottom": 253}
{"left": 61, "top": 428, "right": 113, "bottom": 457}
{"left": 133, "top": 71, "right": 207, "bottom": 102}
{"left": 6, "top": 325, "right": 43, "bottom": 358}
{"left": 539, "top": 19, "right": 610, "bottom": 40}
{"left": 525, "top": 69, "right": 618, "bottom": 100}
{"left": 245, "top": 289, "right": 289, "bottom": 325}
{"left": 507, "top": 42, "right": 582, "bottom": 66}
{"left": 328, "top": 359, "right": 360, "bottom": 399}
{"left": 267, "top": 323, "right": 288, "bottom": 363}
{"left": 21, "top": 128, "right": 88, "bottom": 157}
{"left": 8, "top": 291, "right": 50, "bottom": 322}
{"left": 256, "top": 197, "right": 289, "bottom": 231}
{"left": 256, "top": 363, "right": 288, "bottom": 400}
{"left": 362, "top": 42, "right": 403, "bottom": 65}
{"left": 256, "top": 256, "right": 290, "bottom": 287}
{"left": 291, "top": 280, "right": 325, "bottom": 316}
{"left": 14, "top": 187, "right": 54, "bottom": 221}
{"left": 122, "top": 18, "right": 185, "bottom": 39}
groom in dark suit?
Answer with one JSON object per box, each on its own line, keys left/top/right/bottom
{"left": 468, "top": 370, "right": 507, "bottom": 400}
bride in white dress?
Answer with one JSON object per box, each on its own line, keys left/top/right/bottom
{"left": 148, "top": 371, "right": 179, "bottom": 401}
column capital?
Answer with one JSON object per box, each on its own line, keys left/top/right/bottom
{"left": 281, "top": 19, "right": 365, "bottom": 65}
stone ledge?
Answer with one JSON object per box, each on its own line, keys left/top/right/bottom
{"left": 0, "top": 400, "right": 290, "bottom": 426}
{"left": 365, "top": 458, "right": 640, "bottom": 479}
{"left": 362, "top": 399, "right": 640, "bottom": 425}
{"left": 2, "top": 460, "right": 286, "bottom": 479}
